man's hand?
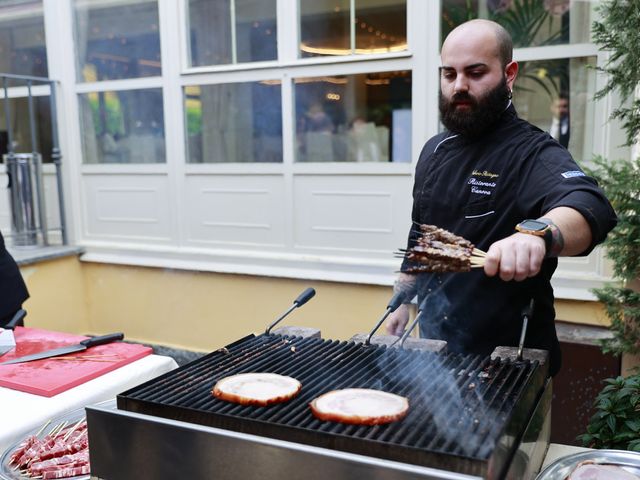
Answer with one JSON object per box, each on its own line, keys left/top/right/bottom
{"left": 483, "top": 232, "right": 546, "bottom": 281}
{"left": 385, "top": 304, "right": 410, "bottom": 336}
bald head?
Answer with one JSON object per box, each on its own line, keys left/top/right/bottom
{"left": 443, "top": 20, "right": 513, "bottom": 68}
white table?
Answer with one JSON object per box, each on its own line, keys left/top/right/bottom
{"left": 0, "top": 354, "right": 178, "bottom": 454}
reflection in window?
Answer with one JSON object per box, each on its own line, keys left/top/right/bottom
{"left": 300, "top": 0, "right": 407, "bottom": 57}
{"left": 79, "top": 89, "right": 165, "bottom": 164}
{"left": 185, "top": 81, "right": 282, "bottom": 163}
{"left": 187, "top": 0, "right": 277, "bottom": 67}
{"left": 294, "top": 71, "right": 412, "bottom": 163}
{"left": 74, "top": 0, "right": 161, "bottom": 81}
{"left": 514, "top": 57, "right": 596, "bottom": 161}
{"left": 441, "top": 0, "right": 591, "bottom": 47}
{"left": 0, "top": 0, "right": 47, "bottom": 77}
{"left": 0, "top": 96, "right": 52, "bottom": 163}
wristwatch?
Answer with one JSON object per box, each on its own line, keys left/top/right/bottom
{"left": 515, "top": 219, "right": 553, "bottom": 254}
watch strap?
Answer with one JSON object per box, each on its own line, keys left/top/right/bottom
{"left": 539, "top": 218, "right": 564, "bottom": 257}
{"left": 515, "top": 219, "right": 553, "bottom": 255}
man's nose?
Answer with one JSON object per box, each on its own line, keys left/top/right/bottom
{"left": 454, "top": 75, "right": 469, "bottom": 93}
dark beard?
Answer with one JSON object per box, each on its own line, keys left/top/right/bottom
{"left": 439, "top": 77, "right": 510, "bottom": 138}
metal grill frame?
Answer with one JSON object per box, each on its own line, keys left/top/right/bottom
{"left": 114, "top": 333, "right": 547, "bottom": 478}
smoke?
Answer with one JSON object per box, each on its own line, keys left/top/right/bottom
{"left": 375, "top": 277, "right": 496, "bottom": 457}
{"left": 416, "top": 275, "right": 474, "bottom": 353}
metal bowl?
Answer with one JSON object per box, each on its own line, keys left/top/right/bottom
{"left": 0, "top": 399, "right": 115, "bottom": 480}
{"left": 536, "top": 449, "right": 640, "bottom": 479}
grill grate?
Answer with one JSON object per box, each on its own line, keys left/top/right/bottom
{"left": 118, "top": 334, "right": 544, "bottom": 476}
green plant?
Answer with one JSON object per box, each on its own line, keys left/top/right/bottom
{"left": 580, "top": 0, "right": 640, "bottom": 450}
{"left": 578, "top": 376, "right": 640, "bottom": 451}
{"left": 591, "top": 0, "right": 640, "bottom": 147}
{"left": 490, "top": 0, "right": 567, "bottom": 48}
{"left": 585, "top": 0, "right": 640, "bottom": 357}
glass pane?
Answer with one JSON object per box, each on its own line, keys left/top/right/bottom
{"left": 514, "top": 57, "right": 596, "bottom": 161}
{"left": 0, "top": 0, "right": 47, "bottom": 77}
{"left": 78, "top": 89, "right": 165, "bottom": 164}
{"left": 74, "top": 0, "right": 161, "bottom": 82}
{"left": 185, "top": 81, "right": 282, "bottom": 163}
{"left": 294, "top": 71, "right": 412, "bottom": 163}
{"left": 187, "top": 0, "right": 277, "bottom": 67}
{"left": 300, "top": 0, "right": 350, "bottom": 57}
{"left": 441, "top": 0, "right": 592, "bottom": 47}
{"left": 0, "top": 96, "right": 52, "bottom": 163}
{"left": 355, "top": 0, "right": 407, "bottom": 54}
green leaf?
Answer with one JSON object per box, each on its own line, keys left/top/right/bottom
{"left": 618, "top": 387, "right": 635, "bottom": 399}
{"left": 625, "top": 420, "right": 640, "bottom": 433}
{"left": 600, "top": 397, "right": 614, "bottom": 411}
{"left": 607, "top": 414, "right": 617, "bottom": 432}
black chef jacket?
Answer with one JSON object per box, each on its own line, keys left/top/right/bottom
{"left": 0, "top": 231, "right": 29, "bottom": 325}
{"left": 402, "top": 105, "right": 617, "bottom": 376}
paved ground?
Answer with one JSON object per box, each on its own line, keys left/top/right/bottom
{"left": 147, "top": 344, "right": 205, "bottom": 366}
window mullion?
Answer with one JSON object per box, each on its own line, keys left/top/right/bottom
{"left": 230, "top": 0, "right": 237, "bottom": 64}
{"left": 277, "top": 0, "right": 299, "bottom": 63}
{"left": 350, "top": 0, "right": 355, "bottom": 54}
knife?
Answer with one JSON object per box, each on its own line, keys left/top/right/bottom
{"left": 0, "top": 309, "right": 27, "bottom": 356}
{"left": 0, "top": 332, "right": 124, "bottom": 365}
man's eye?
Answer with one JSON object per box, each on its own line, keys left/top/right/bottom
{"left": 441, "top": 72, "right": 455, "bottom": 80}
{"left": 469, "top": 71, "right": 484, "bottom": 78}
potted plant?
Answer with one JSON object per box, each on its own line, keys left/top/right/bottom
{"left": 578, "top": 0, "right": 640, "bottom": 450}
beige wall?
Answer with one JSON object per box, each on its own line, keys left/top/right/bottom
{"left": 19, "top": 256, "right": 89, "bottom": 333}
{"left": 20, "top": 256, "right": 610, "bottom": 352}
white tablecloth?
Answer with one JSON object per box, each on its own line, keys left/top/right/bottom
{"left": 0, "top": 354, "right": 178, "bottom": 454}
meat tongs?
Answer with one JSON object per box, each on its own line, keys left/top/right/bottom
{"left": 392, "top": 296, "right": 430, "bottom": 349}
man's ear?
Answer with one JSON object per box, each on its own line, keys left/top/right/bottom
{"left": 505, "top": 61, "right": 518, "bottom": 90}
{"left": 505, "top": 61, "right": 518, "bottom": 88}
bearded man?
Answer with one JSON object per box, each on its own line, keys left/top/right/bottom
{"left": 385, "top": 19, "right": 616, "bottom": 376}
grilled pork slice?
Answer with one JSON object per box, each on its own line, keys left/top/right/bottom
{"left": 212, "top": 372, "right": 302, "bottom": 406}
{"left": 566, "top": 461, "right": 640, "bottom": 480}
{"left": 310, "top": 388, "right": 409, "bottom": 425}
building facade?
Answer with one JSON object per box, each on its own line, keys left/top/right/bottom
{"left": 0, "top": 0, "right": 628, "bottom": 346}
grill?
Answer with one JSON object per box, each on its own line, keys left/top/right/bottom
{"left": 87, "top": 330, "right": 551, "bottom": 480}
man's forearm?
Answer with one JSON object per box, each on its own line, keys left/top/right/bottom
{"left": 393, "top": 272, "right": 417, "bottom": 303}
{"left": 540, "top": 206, "right": 592, "bottom": 256}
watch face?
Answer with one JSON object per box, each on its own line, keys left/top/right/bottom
{"left": 519, "top": 219, "right": 549, "bottom": 231}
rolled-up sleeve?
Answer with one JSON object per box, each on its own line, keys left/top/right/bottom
{"left": 518, "top": 142, "right": 617, "bottom": 256}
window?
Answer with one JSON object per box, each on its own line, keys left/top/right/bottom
{"left": 0, "top": 0, "right": 47, "bottom": 77}
{"left": 441, "top": 0, "right": 591, "bottom": 47}
{"left": 74, "top": 0, "right": 161, "bottom": 81}
{"left": 0, "top": 96, "right": 52, "bottom": 163}
{"left": 300, "top": 0, "right": 407, "bottom": 57}
{"left": 294, "top": 71, "right": 411, "bottom": 163}
{"left": 514, "top": 57, "right": 596, "bottom": 162}
{"left": 187, "top": 0, "right": 278, "bottom": 67}
{"left": 79, "top": 89, "right": 165, "bottom": 164}
{"left": 185, "top": 81, "right": 282, "bottom": 163}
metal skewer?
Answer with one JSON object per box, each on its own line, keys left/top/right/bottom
{"left": 265, "top": 287, "right": 316, "bottom": 335}
{"left": 517, "top": 299, "right": 535, "bottom": 361}
{"left": 364, "top": 292, "right": 405, "bottom": 345}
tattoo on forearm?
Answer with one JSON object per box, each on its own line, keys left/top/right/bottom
{"left": 393, "top": 276, "right": 417, "bottom": 303}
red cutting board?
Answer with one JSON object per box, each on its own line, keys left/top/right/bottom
{"left": 0, "top": 327, "right": 152, "bottom": 397}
